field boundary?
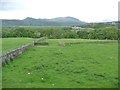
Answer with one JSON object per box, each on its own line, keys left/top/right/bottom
{"left": 58, "top": 40, "right": 117, "bottom": 46}
{"left": 1, "top": 38, "right": 116, "bottom": 65}
{"left": 65, "top": 40, "right": 117, "bottom": 45}
{"left": 1, "top": 37, "right": 47, "bottom": 65}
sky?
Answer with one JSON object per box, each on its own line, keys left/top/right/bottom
{"left": 0, "top": 0, "right": 119, "bottom": 22}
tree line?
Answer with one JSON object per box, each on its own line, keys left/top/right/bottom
{"left": 2, "top": 25, "right": 119, "bottom": 40}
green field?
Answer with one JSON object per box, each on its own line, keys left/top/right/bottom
{"left": 2, "top": 38, "right": 33, "bottom": 53}
{"left": 2, "top": 39, "right": 118, "bottom": 88}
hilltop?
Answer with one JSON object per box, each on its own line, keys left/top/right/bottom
{"left": 2, "top": 16, "right": 86, "bottom": 26}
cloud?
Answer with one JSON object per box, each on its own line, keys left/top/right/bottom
{"left": 0, "top": 0, "right": 24, "bottom": 11}
{"left": 0, "top": 0, "right": 119, "bottom": 22}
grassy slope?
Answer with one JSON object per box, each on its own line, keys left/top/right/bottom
{"left": 2, "top": 38, "right": 33, "bottom": 53}
{"left": 2, "top": 39, "right": 118, "bottom": 88}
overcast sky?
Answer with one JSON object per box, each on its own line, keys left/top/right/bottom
{"left": 0, "top": 0, "right": 119, "bottom": 22}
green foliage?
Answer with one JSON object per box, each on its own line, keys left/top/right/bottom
{"left": 77, "top": 27, "right": 118, "bottom": 40}
{"left": 77, "top": 30, "right": 89, "bottom": 39}
{"left": 2, "top": 24, "right": 119, "bottom": 40}
{"left": 79, "top": 23, "right": 117, "bottom": 28}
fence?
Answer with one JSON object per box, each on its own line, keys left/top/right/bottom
{"left": 0, "top": 37, "right": 47, "bottom": 65}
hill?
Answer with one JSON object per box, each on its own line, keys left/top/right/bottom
{"left": 1, "top": 17, "right": 86, "bottom": 26}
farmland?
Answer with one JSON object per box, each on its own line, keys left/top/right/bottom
{"left": 2, "top": 38, "right": 118, "bottom": 88}
{"left": 2, "top": 38, "right": 33, "bottom": 53}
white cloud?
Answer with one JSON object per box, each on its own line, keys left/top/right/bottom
{"left": 0, "top": 0, "right": 24, "bottom": 11}
{"left": 0, "top": 0, "right": 119, "bottom": 22}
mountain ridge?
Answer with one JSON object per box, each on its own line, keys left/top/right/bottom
{"left": 1, "top": 16, "right": 86, "bottom": 26}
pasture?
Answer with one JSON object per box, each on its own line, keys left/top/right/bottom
{"left": 2, "top": 38, "right": 118, "bottom": 88}
{"left": 2, "top": 38, "right": 33, "bottom": 53}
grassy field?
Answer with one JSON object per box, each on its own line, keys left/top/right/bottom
{"left": 2, "top": 38, "right": 33, "bottom": 53}
{"left": 2, "top": 39, "right": 118, "bottom": 88}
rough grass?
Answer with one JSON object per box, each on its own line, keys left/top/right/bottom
{"left": 2, "top": 39, "right": 118, "bottom": 88}
{"left": 2, "top": 38, "right": 33, "bottom": 53}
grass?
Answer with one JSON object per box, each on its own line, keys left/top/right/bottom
{"left": 2, "top": 39, "right": 118, "bottom": 88}
{"left": 2, "top": 38, "right": 33, "bottom": 53}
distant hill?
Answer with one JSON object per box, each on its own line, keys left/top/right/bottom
{"left": 1, "top": 17, "right": 86, "bottom": 26}
{"left": 49, "top": 17, "right": 80, "bottom": 22}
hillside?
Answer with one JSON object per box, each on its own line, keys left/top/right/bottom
{"left": 1, "top": 17, "right": 86, "bottom": 26}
